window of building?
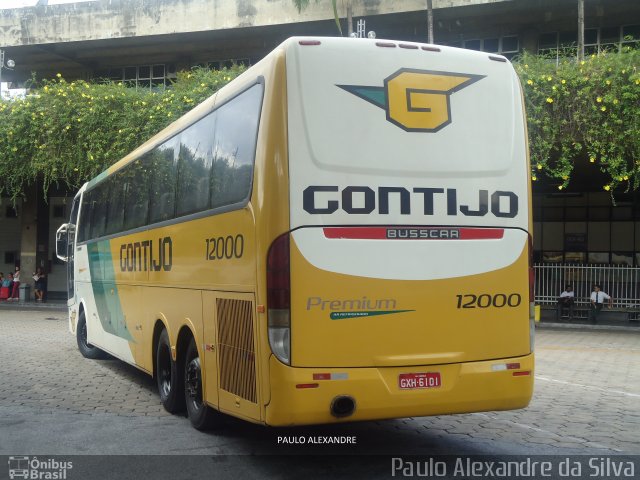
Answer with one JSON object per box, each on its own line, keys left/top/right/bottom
{"left": 95, "top": 64, "right": 170, "bottom": 90}
{"left": 460, "top": 36, "right": 519, "bottom": 58}
{"left": 540, "top": 25, "right": 640, "bottom": 57}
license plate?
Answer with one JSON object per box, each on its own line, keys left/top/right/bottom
{"left": 398, "top": 372, "right": 442, "bottom": 390}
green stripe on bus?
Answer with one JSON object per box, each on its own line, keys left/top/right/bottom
{"left": 87, "top": 241, "right": 134, "bottom": 342}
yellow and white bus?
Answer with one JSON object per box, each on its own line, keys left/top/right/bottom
{"left": 56, "top": 37, "right": 534, "bottom": 430}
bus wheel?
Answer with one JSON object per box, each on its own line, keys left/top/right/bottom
{"left": 156, "top": 329, "right": 185, "bottom": 413}
{"left": 184, "top": 337, "right": 220, "bottom": 430}
{"left": 76, "top": 311, "right": 107, "bottom": 359}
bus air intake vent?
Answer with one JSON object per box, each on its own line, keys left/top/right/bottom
{"left": 217, "top": 298, "right": 257, "bottom": 404}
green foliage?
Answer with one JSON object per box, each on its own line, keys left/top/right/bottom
{"left": 0, "top": 65, "right": 245, "bottom": 201}
{"left": 514, "top": 48, "right": 639, "bottom": 193}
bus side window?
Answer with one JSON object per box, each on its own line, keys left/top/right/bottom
{"left": 78, "top": 190, "right": 94, "bottom": 242}
{"left": 123, "top": 159, "right": 151, "bottom": 231}
{"left": 149, "top": 137, "right": 178, "bottom": 224}
{"left": 211, "top": 83, "right": 262, "bottom": 209}
{"left": 105, "top": 171, "right": 126, "bottom": 235}
{"left": 176, "top": 111, "right": 215, "bottom": 217}
{"left": 90, "top": 184, "right": 108, "bottom": 239}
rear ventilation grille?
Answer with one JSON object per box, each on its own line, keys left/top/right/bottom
{"left": 217, "top": 298, "right": 257, "bottom": 404}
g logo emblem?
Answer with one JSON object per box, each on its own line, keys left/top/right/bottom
{"left": 338, "top": 69, "right": 484, "bottom": 132}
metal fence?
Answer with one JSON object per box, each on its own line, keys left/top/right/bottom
{"left": 534, "top": 263, "right": 640, "bottom": 307}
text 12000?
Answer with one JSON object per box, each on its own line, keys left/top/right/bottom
{"left": 205, "top": 235, "right": 244, "bottom": 261}
{"left": 456, "top": 293, "right": 521, "bottom": 309}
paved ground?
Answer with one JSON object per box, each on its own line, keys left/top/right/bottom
{"left": 0, "top": 310, "right": 638, "bottom": 463}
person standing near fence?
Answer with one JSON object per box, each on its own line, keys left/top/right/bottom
{"left": 589, "top": 284, "right": 612, "bottom": 322}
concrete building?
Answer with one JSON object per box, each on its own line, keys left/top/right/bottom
{"left": 0, "top": 0, "right": 638, "bottom": 298}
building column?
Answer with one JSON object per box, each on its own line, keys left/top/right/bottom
{"left": 20, "top": 184, "right": 38, "bottom": 296}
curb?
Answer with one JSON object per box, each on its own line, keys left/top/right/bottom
{"left": 536, "top": 321, "right": 640, "bottom": 333}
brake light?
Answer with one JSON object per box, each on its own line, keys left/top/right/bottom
{"left": 267, "top": 233, "right": 291, "bottom": 365}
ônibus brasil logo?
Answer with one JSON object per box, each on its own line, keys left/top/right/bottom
{"left": 338, "top": 69, "right": 485, "bottom": 132}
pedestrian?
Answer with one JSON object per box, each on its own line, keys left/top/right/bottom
{"left": 10, "top": 266, "right": 20, "bottom": 301}
{"left": 33, "top": 267, "right": 47, "bottom": 302}
{"left": 0, "top": 273, "right": 12, "bottom": 301}
{"left": 557, "top": 284, "right": 575, "bottom": 320}
{"left": 589, "top": 284, "right": 612, "bottom": 322}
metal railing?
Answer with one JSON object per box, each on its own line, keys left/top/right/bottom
{"left": 534, "top": 263, "right": 640, "bottom": 307}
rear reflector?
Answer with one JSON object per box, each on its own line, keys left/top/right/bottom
{"left": 506, "top": 363, "right": 521, "bottom": 370}
{"left": 323, "top": 227, "right": 504, "bottom": 240}
{"left": 296, "top": 383, "right": 319, "bottom": 389}
{"left": 512, "top": 371, "right": 531, "bottom": 377}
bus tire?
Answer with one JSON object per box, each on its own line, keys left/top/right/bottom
{"left": 76, "top": 310, "right": 107, "bottom": 359}
{"left": 184, "top": 337, "right": 220, "bottom": 430}
{"left": 156, "top": 329, "right": 185, "bottom": 414}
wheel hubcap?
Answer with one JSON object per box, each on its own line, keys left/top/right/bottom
{"left": 158, "top": 346, "right": 171, "bottom": 398}
{"left": 186, "top": 356, "right": 202, "bottom": 410}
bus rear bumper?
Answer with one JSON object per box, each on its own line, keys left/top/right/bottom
{"left": 265, "top": 353, "right": 534, "bottom": 426}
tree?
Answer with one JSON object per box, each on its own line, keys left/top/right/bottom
{"left": 426, "top": 0, "right": 434, "bottom": 44}
{"left": 577, "top": 0, "right": 585, "bottom": 61}
{"left": 292, "top": 0, "right": 352, "bottom": 36}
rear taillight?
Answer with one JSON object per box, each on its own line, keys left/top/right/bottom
{"left": 267, "top": 233, "right": 291, "bottom": 365}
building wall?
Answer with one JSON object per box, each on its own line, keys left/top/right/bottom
{"left": 0, "top": 0, "right": 510, "bottom": 47}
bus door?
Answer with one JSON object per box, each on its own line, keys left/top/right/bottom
{"left": 55, "top": 194, "right": 81, "bottom": 305}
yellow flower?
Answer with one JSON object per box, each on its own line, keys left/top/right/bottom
{"left": 580, "top": 61, "right": 586, "bottom": 65}
{"left": 605, "top": 80, "right": 611, "bottom": 86}
{"left": 562, "top": 175, "right": 568, "bottom": 180}
{"left": 613, "top": 99, "right": 619, "bottom": 105}
{"left": 537, "top": 164, "right": 543, "bottom": 170}
{"left": 546, "top": 97, "right": 553, "bottom": 103}
{"left": 558, "top": 185, "right": 563, "bottom": 191}
{"left": 601, "top": 106, "right": 606, "bottom": 112}
{"left": 589, "top": 157, "right": 595, "bottom": 163}
{"left": 546, "top": 76, "right": 552, "bottom": 81}
{"left": 604, "top": 185, "right": 611, "bottom": 191}
{"left": 596, "top": 97, "right": 602, "bottom": 103}
{"left": 526, "top": 79, "right": 533, "bottom": 85}
{"left": 532, "top": 176, "right": 537, "bottom": 181}
{"left": 90, "top": 154, "right": 94, "bottom": 160}
{"left": 552, "top": 86, "right": 557, "bottom": 91}
{"left": 623, "top": 176, "right": 629, "bottom": 180}
{"left": 74, "top": 168, "right": 79, "bottom": 172}
{"left": 56, "top": 73, "right": 62, "bottom": 78}
{"left": 561, "top": 79, "right": 566, "bottom": 84}
{"left": 524, "top": 64, "right": 529, "bottom": 69}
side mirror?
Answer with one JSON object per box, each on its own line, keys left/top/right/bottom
{"left": 56, "top": 224, "right": 70, "bottom": 262}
